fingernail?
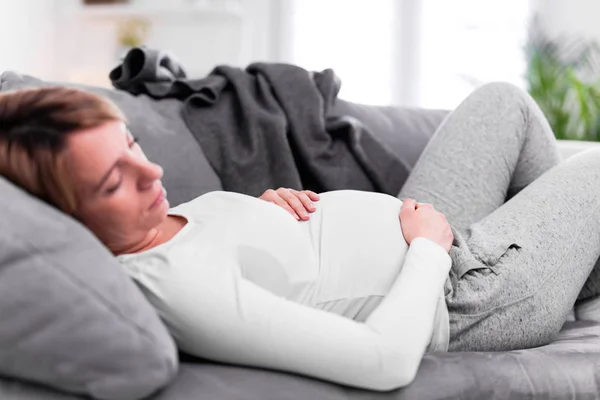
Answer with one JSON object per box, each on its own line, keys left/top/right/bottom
{"left": 308, "top": 203, "right": 315, "bottom": 209}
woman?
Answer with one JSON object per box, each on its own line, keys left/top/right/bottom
{"left": 1, "top": 82, "right": 599, "bottom": 391}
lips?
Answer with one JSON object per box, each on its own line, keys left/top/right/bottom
{"left": 149, "top": 186, "right": 166, "bottom": 210}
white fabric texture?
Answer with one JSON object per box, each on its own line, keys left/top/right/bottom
{"left": 118, "top": 190, "right": 451, "bottom": 390}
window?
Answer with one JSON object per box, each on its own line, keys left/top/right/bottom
{"left": 418, "top": 0, "right": 530, "bottom": 109}
{"left": 286, "top": 0, "right": 530, "bottom": 108}
{"left": 287, "top": 0, "right": 395, "bottom": 105}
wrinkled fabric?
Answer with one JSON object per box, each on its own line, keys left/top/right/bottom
{"left": 110, "top": 47, "right": 409, "bottom": 196}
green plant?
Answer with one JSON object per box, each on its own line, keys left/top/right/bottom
{"left": 526, "top": 22, "right": 600, "bottom": 141}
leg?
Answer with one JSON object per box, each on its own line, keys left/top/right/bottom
{"left": 448, "top": 149, "right": 600, "bottom": 351}
{"left": 399, "top": 82, "right": 561, "bottom": 233}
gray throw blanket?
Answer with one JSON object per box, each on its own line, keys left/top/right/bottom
{"left": 110, "top": 47, "right": 409, "bottom": 196}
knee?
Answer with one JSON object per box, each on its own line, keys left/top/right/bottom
{"left": 463, "top": 82, "right": 537, "bottom": 127}
{"left": 470, "top": 81, "right": 530, "bottom": 105}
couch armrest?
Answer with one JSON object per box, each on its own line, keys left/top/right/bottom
{"left": 557, "top": 140, "right": 600, "bottom": 159}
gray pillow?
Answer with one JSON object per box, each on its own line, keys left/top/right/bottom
{"left": 0, "top": 177, "right": 178, "bottom": 399}
{"left": 0, "top": 71, "right": 222, "bottom": 206}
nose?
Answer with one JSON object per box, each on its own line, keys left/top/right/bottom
{"left": 136, "top": 159, "right": 164, "bottom": 190}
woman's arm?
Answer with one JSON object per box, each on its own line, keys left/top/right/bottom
{"left": 147, "top": 237, "right": 450, "bottom": 391}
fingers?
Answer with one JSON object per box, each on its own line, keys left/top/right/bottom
{"left": 284, "top": 189, "right": 320, "bottom": 218}
{"left": 261, "top": 188, "right": 320, "bottom": 221}
{"left": 259, "top": 189, "right": 296, "bottom": 219}
{"left": 258, "top": 189, "right": 277, "bottom": 202}
{"left": 415, "top": 202, "right": 433, "bottom": 210}
{"left": 400, "top": 198, "right": 416, "bottom": 225}
{"left": 276, "top": 188, "right": 311, "bottom": 220}
{"left": 303, "top": 190, "right": 320, "bottom": 201}
{"left": 401, "top": 198, "right": 417, "bottom": 212}
{"left": 270, "top": 195, "right": 299, "bottom": 219}
{"left": 289, "top": 190, "right": 319, "bottom": 209}
{"left": 294, "top": 190, "right": 317, "bottom": 214}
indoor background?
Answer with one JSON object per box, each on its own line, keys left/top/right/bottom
{"left": 1, "top": 0, "right": 598, "bottom": 141}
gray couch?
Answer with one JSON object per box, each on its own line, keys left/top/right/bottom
{"left": 2, "top": 71, "right": 600, "bottom": 400}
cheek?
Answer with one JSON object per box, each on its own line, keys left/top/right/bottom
{"left": 78, "top": 193, "right": 144, "bottom": 235}
{"left": 107, "top": 190, "right": 151, "bottom": 228}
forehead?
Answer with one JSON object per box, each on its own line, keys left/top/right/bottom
{"left": 63, "top": 121, "right": 128, "bottom": 187}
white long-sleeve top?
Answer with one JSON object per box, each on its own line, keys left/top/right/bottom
{"left": 117, "top": 190, "right": 451, "bottom": 391}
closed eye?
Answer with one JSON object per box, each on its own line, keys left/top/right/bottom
{"left": 104, "top": 138, "right": 140, "bottom": 195}
{"left": 106, "top": 180, "right": 121, "bottom": 194}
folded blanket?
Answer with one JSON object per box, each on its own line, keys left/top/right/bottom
{"left": 110, "top": 47, "right": 410, "bottom": 196}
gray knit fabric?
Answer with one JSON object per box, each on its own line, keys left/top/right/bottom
{"left": 399, "top": 82, "right": 600, "bottom": 351}
{"left": 579, "top": 260, "right": 600, "bottom": 301}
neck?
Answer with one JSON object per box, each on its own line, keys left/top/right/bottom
{"left": 110, "top": 215, "right": 187, "bottom": 256}
{"left": 111, "top": 228, "right": 162, "bottom": 256}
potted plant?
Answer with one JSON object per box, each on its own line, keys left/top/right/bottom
{"left": 526, "top": 19, "right": 600, "bottom": 141}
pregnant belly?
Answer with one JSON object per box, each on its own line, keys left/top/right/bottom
{"left": 300, "top": 190, "right": 409, "bottom": 309}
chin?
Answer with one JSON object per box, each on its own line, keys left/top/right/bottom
{"left": 146, "top": 200, "right": 169, "bottom": 228}
{"left": 156, "top": 199, "right": 170, "bottom": 218}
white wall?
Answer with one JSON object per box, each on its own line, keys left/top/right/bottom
{"left": 534, "top": 0, "right": 600, "bottom": 40}
{"left": 53, "top": 0, "right": 256, "bottom": 87}
{"left": 8, "top": 0, "right": 595, "bottom": 96}
{"left": 0, "top": 0, "right": 280, "bottom": 86}
{"left": 0, "top": 0, "right": 57, "bottom": 79}
{"left": 238, "top": 0, "right": 282, "bottom": 64}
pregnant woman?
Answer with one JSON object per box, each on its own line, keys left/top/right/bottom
{"left": 1, "top": 82, "right": 599, "bottom": 391}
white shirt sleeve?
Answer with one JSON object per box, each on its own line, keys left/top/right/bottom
{"left": 139, "top": 237, "right": 451, "bottom": 391}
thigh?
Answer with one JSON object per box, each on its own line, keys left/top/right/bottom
{"left": 449, "top": 149, "right": 600, "bottom": 351}
{"left": 399, "top": 82, "right": 560, "bottom": 232}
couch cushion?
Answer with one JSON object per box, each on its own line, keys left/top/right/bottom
{"left": 0, "top": 177, "right": 178, "bottom": 400}
{"left": 0, "top": 71, "right": 222, "bottom": 206}
{"left": 3, "top": 319, "right": 600, "bottom": 400}
{"left": 332, "top": 99, "right": 448, "bottom": 172}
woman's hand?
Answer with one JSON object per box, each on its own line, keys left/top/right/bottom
{"left": 399, "top": 198, "right": 453, "bottom": 252}
{"left": 259, "top": 188, "right": 320, "bottom": 220}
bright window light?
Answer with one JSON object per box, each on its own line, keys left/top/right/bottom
{"left": 289, "top": 0, "right": 395, "bottom": 105}
{"left": 288, "top": 0, "right": 530, "bottom": 108}
{"left": 418, "top": 0, "right": 530, "bottom": 109}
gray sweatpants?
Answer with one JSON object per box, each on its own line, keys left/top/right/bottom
{"left": 398, "top": 82, "right": 600, "bottom": 352}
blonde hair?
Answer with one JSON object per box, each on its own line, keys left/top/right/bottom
{"left": 0, "top": 86, "right": 125, "bottom": 213}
